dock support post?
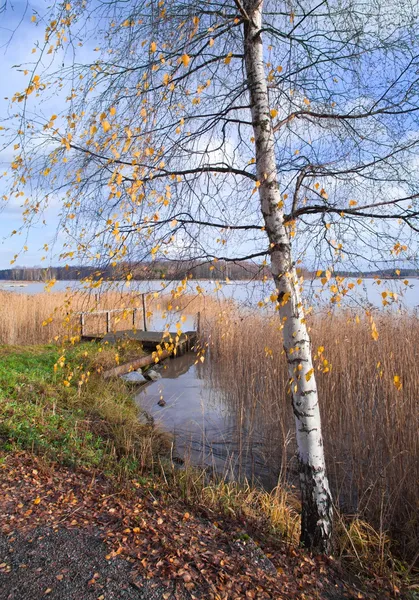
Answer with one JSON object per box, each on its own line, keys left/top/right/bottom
{"left": 106, "top": 311, "right": 111, "bottom": 333}
{"left": 80, "top": 313, "right": 85, "bottom": 337}
{"left": 132, "top": 308, "right": 136, "bottom": 329}
{"left": 142, "top": 294, "right": 147, "bottom": 331}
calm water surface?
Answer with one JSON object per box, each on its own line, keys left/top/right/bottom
{"left": 1, "top": 277, "right": 418, "bottom": 310}
{"left": 136, "top": 353, "right": 284, "bottom": 488}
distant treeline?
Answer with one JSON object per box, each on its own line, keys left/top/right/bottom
{"left": 334, "top": 269, "right": 419, "bottom": 278}
{"left": 0, "top": 260, "right": 271, "bottom": 282}
{"left": 0, "top": 264, "right": 417, "bottom": 282}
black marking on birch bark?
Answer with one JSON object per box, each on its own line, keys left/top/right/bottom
{"left": 291, "top": 339, "right": 311, "bottom": 346}
{"left": 301, "top": 389, "right": 316, "bottom": 396}
{"left": 298, "top": 426, "right": 318, "bottom": 435}
{"left": 252, "top": 118, "right": 270, "bottom": 132}
{"left": 293, "top": 409, "right": 315, "bottom": 419}
{"left": 288, "top": 357, "right": 309, "bottom": 364}
{"left": 270, "top": 242, "right": 290, "bottom": 254}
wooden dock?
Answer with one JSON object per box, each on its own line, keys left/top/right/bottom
{"left": 77, "top": 301, "right": 199, "bottom": 356}
{"left": 102, "top": 330, "right": 197, "bottom": 352}
{"left": 99, "top": 330, "right": 197, "bottom": 379}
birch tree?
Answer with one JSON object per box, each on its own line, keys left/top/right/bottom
{"left": 3, "top": 0, "right": 419, "bottom": 553}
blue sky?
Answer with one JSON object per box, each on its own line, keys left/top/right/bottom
{"left": 1, "top": 1, "right": 417, "bottom": 273}
{"left": 0, "top": 1, "right": 64, "bottom": 268}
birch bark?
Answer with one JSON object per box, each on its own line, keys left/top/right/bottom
{"left": 243, "top": 0, "right": 333, "bottom": 553}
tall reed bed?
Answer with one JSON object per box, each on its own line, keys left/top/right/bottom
{"left": 0, "top": 289, "right": 134, "bottom": 344}
{"left": 0, "top": 288, "right": 219, "bottom": 345}
{"left": 202, "top": 309, "right": 419, "bottom": 562}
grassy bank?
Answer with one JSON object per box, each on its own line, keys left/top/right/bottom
{"left": 0, "top": 341, "right": 168, "bottom": 474}
{"left": 0, "top": 339, "right": 417, "bottom": 594}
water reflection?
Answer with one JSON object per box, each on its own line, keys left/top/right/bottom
{"left": 135, "top": 353, "right": 286, "bottom": 488}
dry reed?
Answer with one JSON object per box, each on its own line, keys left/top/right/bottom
{"left": 0, "top": 288, "right": 223, "bottom": 345}
{"left": 202, "top": 308, "right": 419, "bottom": 564}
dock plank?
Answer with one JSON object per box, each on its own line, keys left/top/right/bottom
{"left": 82, "top": 330, "right": 197, "bottom": 352}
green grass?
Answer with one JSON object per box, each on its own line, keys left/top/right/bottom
{"left": 0, "top": 342, "right": 169, "bottom": 474}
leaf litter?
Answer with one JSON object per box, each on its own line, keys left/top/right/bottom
{"left": 0, "top": 452, "right": 399, "bottom": 599}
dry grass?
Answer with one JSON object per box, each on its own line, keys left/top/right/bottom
{"left": 201, "top": 309, "right": 419, "bottom": 566}
{"left": 165, "top": 462, "right": 301, "bottom": 543}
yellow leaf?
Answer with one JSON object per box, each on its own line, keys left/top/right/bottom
{"left": 270, "top": 108, "right": 278, "bottom": 118}
{"left": 102, "top": 120, "right": 111, "bottom": 132}
{"left": 393, "top": 375, "right": 402, "bottom": 390}
{"left": 110, "top": 106, "right": 116, "bottom": 115}
{"left": 31, "top": 15, "right": 36, "bottom": 22}
{"left": 349, "top": 199, "right": 357, "bottom": 206}
{"left": 209, "top": 38, "right": 214, "bottom": 47}
{"left": 181, "top": 53, "right": 190, "bottom": 67}
{"left": 33, "top": 497, "right": 41, "bottom": 505}
{"left": 305, "top": 368, "right": 314, "bottom": 382}
{"left": 150, "top": 41, "right": 157, "bottom": 52}
{"left": 224, "top": 52, "right": 233, "bottom": 65}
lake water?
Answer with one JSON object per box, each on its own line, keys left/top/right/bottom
{"left": 136, "top": 352, "right": 283, "bottom": 489}
{"left": 0, "top": 277, "right": 417, "bottom": 311}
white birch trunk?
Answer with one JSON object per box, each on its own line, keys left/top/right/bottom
{"left": 243, "top": 1, "right": 333, "bottom": 553}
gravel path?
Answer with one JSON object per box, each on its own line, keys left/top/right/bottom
{"left": 0, "top": 527, "right": 190, "bottom": 600}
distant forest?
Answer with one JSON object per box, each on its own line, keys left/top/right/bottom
{"left": 0, "top": 260, "right": 271, "bottom": 282}
{"left": 0, "top": 262, "right": 417, "bottom": 282}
